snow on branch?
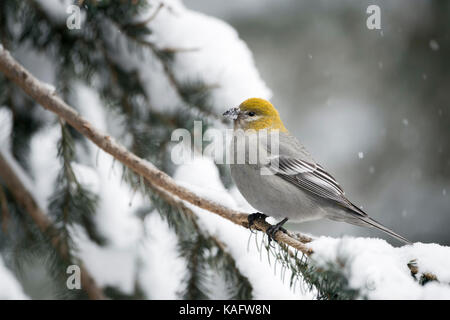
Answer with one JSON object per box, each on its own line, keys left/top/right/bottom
{"left": 0, "top": 256, "right": 28, "bottom": 299}
{"left": 0, "top": 46, "right": 313, "bottom": 256}
{"left": 2, "top": 45, "right": 450, "bottom": 299}
{"left": 0, "top": 151, "right": 105, "bottom": 300}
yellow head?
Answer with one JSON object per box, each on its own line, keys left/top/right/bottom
{"left": 223, "top": 98, "right": 287, "bottom": 132}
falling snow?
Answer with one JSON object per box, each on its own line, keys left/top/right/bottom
{"left": 429, "top": 39, "right": 440, "bottom": 51}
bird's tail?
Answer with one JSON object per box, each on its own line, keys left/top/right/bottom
{"left": 354, "top": 215, "right": 411, "bottom": 245}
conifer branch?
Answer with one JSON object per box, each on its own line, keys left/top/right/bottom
{"left": 108, "top": 17, "right": 223, "bottom": 123}
{"left": 0, "top": 184, "right": 10, "bottom": 233}
{"left": 0, "top": 151, "right": 105, "bottom": 300}
{"left": 0, "top": 47, "right": 313, "bottom": 256}
{"left": 148, "top": 183, "right": 253, "bottom": 299}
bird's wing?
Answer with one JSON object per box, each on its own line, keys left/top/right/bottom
{"left": 268, "top": 156, "right": 366, "bottom": 217}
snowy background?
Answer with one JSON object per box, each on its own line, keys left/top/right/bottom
{"left": 0, "top": 0, "right": 449, "bottom": 299}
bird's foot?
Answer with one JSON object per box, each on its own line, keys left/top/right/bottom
{"left": 247, "top": 212, "right": 267, "bottom": 233}
{"left": 266, "top": 218, "right": 289, "bottom": 244}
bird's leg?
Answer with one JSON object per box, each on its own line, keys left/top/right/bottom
{"left": 247, "top": 212, "right": 267, "bottom": 233}
{"left": 266, "top": 217, "right": 289, "bottom": 244}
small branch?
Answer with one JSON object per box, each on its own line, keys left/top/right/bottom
{"left": 0, "top": 184, "right": 10, "bottom": 233}
{"left": 407, "top": 259, "right": 438, "bottom": 284}
{"left": 0, "top": 151, "right": 106, "bottom": 300}
{"left": 0, "top": 47, "right": 313, "bottom": 256}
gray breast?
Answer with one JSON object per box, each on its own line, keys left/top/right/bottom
{"left": 229, "top": 131, "right": 328, "bottom": 221}
{"left": 229, "top": 129, "right": 326, "bottom": 221}
{"left": 230, "top": 163, "right": 328, "bottom": 221}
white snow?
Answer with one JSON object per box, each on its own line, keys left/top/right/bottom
{"left": 149, "top": 0, "right": 271, "bottom": 110}
{"left": 41, "top": 82, "right": 56, "bottom": 95}
{"left": 15, "top": 0, "right": 274, "bottom": 297}
{"left": 73, "top": 228, "right": 140, "bottom": 294}
{"left": 429, "top": 39, "right": 440, "bottom": 51}
{"left": 0, "top": 107, "right": 12, "bottom": 151}
{"left": 29, "top": 126, "right": 61, "bottom": 208}
{"left": 310, "top": 237, "right": 450, "bottom": 299}
{"left": 35, "top": 0, "right": 76, "bottom": 24}
{"left": 26, "top": 83, "right": 144, "bottom": 294}
{"left": 0, "top": 257, "right": 28, "bottom": 299}
{"left": 66, "top": 85, "right": 145, "bottom": 294}
{"left": 107, "top": 0, "right": 271, "bottom": 113}
{"left": 171, "top": 155, "right": 450, "bottom": 300}
{"left": 6, "top": 0, "right": 450, "bottom": 300}
{"left": 138, "top": 213, "right": 187, "bottom": 299}
{"left": 173, "top": 156, "right": 313, "bottom": 299}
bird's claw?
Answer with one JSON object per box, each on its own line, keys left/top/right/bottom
{"left": 247, "top": 212, "right": 267, "bottom": 233}
{"left": 266, "top": 218, "right": 288, "bottom": 244}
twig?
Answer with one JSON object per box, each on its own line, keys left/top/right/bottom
{"left": 0, "top": 151, "right": 106, "bottom": 300}
{"left": 0, "top": 47, "right": 313, "bottom": 256}
{"left": 407, "top": 259, "right": 438, "bottom": 284}
{"left": 0, "top": 184, "right": 10, "bottom": 233}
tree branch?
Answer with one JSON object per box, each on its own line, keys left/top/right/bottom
{"left": 0, "top": 151, "right": 106, "bottom": 299}
{"left": 0, "top": 184, "right": 10, "bottom": 233}
{"left": 0, "top": 47, "right": 313, "bottom": 255}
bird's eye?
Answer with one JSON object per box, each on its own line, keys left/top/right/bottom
{"left": 248, "top": 111, "right": 256, "bottom": 117}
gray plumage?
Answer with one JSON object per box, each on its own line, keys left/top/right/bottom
{"left": 229, "top": 130, "right": 411, "bottom": 244}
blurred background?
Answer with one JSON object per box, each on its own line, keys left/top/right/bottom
{"left": 185, "top": 0, "right": 450, "bottom": 244}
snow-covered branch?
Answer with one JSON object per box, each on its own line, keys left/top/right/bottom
{"left": 0, "top": 151, "right": 105, "bottom": 299}
{"left": 0, "top": 47, "right": 313, "bottom": 256}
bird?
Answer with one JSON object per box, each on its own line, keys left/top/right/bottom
{"left": 223, "top": 97, "right": 411, "bottom": 244}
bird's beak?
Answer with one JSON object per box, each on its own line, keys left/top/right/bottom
{"left": 223, "top": 107, "right": 240, "bottom": 120}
